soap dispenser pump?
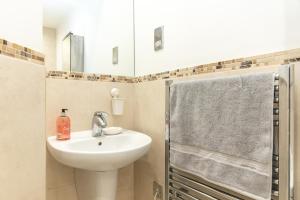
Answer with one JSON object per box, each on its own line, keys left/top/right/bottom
{"left": 111, "top": 88, "right": 124, "bottom": 115}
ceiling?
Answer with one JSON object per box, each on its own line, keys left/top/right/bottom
{"left": 43, "top": 0, "right": 100, "bottom": 29}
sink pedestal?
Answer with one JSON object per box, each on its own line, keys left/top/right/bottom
{"left": 75, "top": 169, "right": 118, "bottom": 200}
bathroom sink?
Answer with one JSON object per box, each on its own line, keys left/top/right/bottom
{"left": 47, "top": 130, "right": 152, "bottom": 171}
{"left": 47, "top": 130, "right": 151, "bottom": 200}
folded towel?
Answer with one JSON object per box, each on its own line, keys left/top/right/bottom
{"left": 170, "top": 72, "right": 274, "bottom": 200}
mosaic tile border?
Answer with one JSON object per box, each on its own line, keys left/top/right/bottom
{"left": 47, "top": 48, "right": 300, "bottom": 83}
{"left": 0, "top": 38, "right": 45, "bottom": 65}
{"left": 46, "top": 71, "right": 135, "bottom": 83}
{"left": 132, "top": 48, "right": 300, "bottom": 83}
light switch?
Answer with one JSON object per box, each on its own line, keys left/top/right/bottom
{"left": 154, "top": 26, "right": 164, "bottom": 51}
{"left": 113, "top": 47, "right": 118, "bottom": 64}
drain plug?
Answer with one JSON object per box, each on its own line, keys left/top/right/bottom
{"left": 98, "top": 142, "right": 102, "bottom": 146}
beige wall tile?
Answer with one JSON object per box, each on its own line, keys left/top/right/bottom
{"left": 116, "top": 188, "right": 134, "bottom": 200}
{"left": 46, "top": 189, "right": 57, "bottom": 200}
{"left": 116, "top": 165, "right": 134, "bottom": 200}
{"left": 118, "top": 165, "right": 134, "bottom": 191}
{"left": 133, "top": 80, "right": 166, "bottom": 200}
{"left": 46, "top": 79, "right": 134, "bottom": 136}
{"left": 293, "top": 62, "right": 300, "bottom": 199}
{"left": 0, "top": 55, "right": 45, "bottom": 200}
{"left": 56, "top": 185, "right": 78, "bottom": 200}
{"left": 134, "top": 160, "right": 158, "bottom": 200}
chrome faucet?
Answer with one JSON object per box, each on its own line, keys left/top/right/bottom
{"left": 92, "top": 111, "right": 108, "bottom": 137}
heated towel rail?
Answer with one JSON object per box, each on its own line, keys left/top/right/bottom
{"left": 165, "top": 65, "right": 294, "bottom": 200}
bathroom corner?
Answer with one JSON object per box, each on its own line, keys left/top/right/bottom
{"left": 0, "top": 0, "right": 300, "bottom": 200}
{"left": 133, "top": 80, "right": 166, "bottom": 200}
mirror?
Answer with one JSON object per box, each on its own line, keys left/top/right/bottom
{"left": 43, "top": 0, "right": 135, "bottom": 76}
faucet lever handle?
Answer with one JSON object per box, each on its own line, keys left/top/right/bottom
{"left": 94, "top": 111, "right": 108, "bottom": 127}
{"left": 94, "top": 111, "right": 108, "bottom": 118}
{"left": 91, "top": 111, "right": 109, "bottom": 137}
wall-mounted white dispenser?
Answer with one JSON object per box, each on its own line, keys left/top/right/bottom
{"left": 111, "top": 88, "right": 124, "bottom": 115}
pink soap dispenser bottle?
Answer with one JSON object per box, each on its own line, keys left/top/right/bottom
{"left": 56, "top": 109, "right": 70, "bottom": 140}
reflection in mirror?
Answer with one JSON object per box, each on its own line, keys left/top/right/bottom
{"left": 42, "top": 0, "right": 134, "bottom": 76}
{"left": 62, "top": 33, "right": 84, "bottom": 72}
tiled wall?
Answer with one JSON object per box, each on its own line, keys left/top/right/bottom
{"left": 45, "top": 79, "right": 135, "bottom": 200}
{"left": 0, "top": 55, "right": 46, "bottom": 200}
{"left": 47, "top": 48, "right": 300, "bottom": 83}
{"left": 131, "top": 49, "right": 300, "bottom": 82}
{"left": 0, "top": 38, "right": 45, "bottom": 65}
{"left": 294, "top": 65, "right": 300, "bottom": 199}
{"left": 1, "top": 38, "right": 300, "bottom": 200}
{"left": 133, "top": 80, "right": 166, "bottom": 200}
{"left": 133, "top": 64, "right": 300, "bottom": 200}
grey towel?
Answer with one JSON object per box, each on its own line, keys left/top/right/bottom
{"left": 170, "top": 73, "right": 274, "bottom": 200}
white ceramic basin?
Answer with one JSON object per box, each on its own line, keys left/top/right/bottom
{"left": 47, "top": 130, "right": 152, "bottom": 200}
{"left": 47, "top": 130, "right": 152, "bottom": 171}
